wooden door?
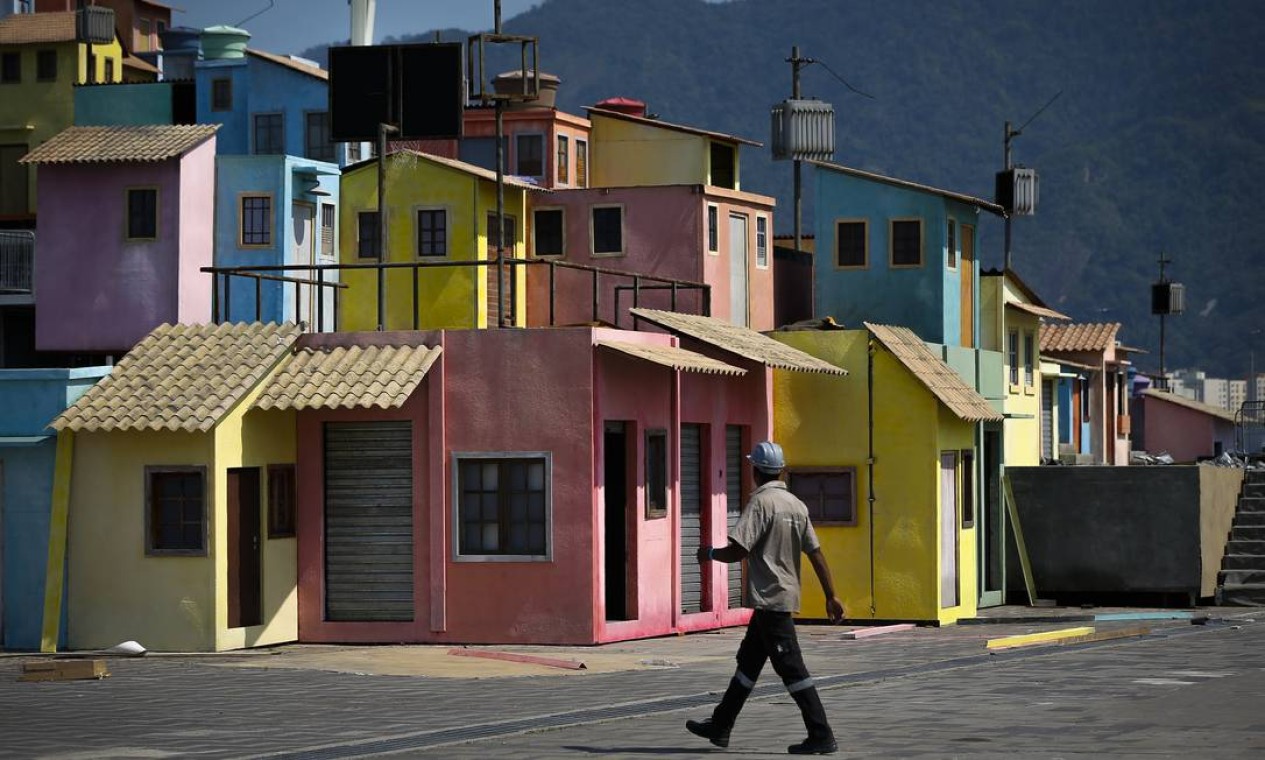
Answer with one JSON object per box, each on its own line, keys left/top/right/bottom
{"left": 960, "top": 225, "right": 975, "bottom": 348}
{"left": 227, "top": 467, "right": 262, "bottom": 629}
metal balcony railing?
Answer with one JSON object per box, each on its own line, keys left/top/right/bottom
{"left": 0, "top": 230, "right": 34, "bottom": 294}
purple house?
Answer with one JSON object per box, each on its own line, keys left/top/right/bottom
{"left": 22, "top": 125, "right": 218, "bottom": 356}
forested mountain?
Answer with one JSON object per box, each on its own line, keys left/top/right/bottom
{"left": 303, "top": 0, "right": 1265, "bottom": 377}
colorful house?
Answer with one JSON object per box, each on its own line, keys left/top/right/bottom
{"left": 0, "top": 364, "right": 109, "bottom": 649}
{"left": 0, "top": 9, "right": 124, "bottom": 220}
{"left": 34, "top": 0, "right": 173, "bottom": 57}
{"left": 1132, "top": 389, "right": 1237, "bottom": 463}
{"left": 21, "top": 124, "right": 217, "bottom": 356}
{"left": 772, "top": 323, "right": 1002, "bottom": 624}
{"left": 1039, "top": 322, "right": 1137, "bottom": 466}
{"left": 336, "top": 150, "right": 537, "bottom": 331}
{"left": 49, "top": 322, "right": 301, "bottom": 652}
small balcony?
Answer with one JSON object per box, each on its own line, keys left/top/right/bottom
{"left": 0, "top": 230, "right": 34, "bottom": 303}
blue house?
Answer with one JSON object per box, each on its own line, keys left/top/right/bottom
{"left": 1, "top": 366, "right": 109, "bottom": 650}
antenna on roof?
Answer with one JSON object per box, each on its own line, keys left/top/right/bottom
{"left": 234, "top": 0, "right": 276, "bottom": 28}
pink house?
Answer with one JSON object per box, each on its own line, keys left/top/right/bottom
{"left": 1040, "top": 322, "right": 1140, "bottom": 465}
{"left": 1133, "top": 389, "right": 1237, "bottom": 463}
{"left": 23, "top": 124, "right": 217, "bottom": 355}
{"left": 264, "top": 313, "right": 842, "bottom": 645}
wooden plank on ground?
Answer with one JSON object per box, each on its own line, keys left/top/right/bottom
{"left": 18, "top": 659, "right": 109, "bottom": 683}
{"left": 985, "top": 626, "right": 1095, "bottom": 650}
{"left": 1002, "top": 473, "right": 1048, "bottom": 607}
{"left": 840, "top": 624, "right": 917, "bottom": 640}
{"left": 447, "top": 648, "right": 587, "bottom": 670}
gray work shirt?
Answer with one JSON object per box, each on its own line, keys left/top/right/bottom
{"left": 729, "top": 480, "right": 821, "bottom": 612}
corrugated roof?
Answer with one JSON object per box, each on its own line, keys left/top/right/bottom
{"left": 0, "top": 11, "right": 76, "bottom": 44}
{"left": 586, "top": 106, "right": 763, "bottom": 147}
{"left": 629, "top": 308, "right": 848, "bottom": 376}
{"left": 597, "top": 339, "right": 746, "bottom": 376}
{"left": 246, "top": 48, "right": 328, "bottom": 81}
{"left": 21, "top": 124, "right": 219, "bottom": 165}
{"left": 1040, "top": 322, "right": 1121, "bottom": 353}
{"left": 1141, "top": 389, "right": 1237, "bottom": 423}
{"left": 810, "top": 160, "right": 1005, "bottom": 216}
{"left": 52, "top": 322, "right": 300, "bottom": 433}
{"left": 253, "top": 344, "right": 442, "bottom": 411}
{"left": 343, "top": 149, "right": 545, "bottom": 191}
{"left": 865, "top": 322, "right": 1003, "bottom": 422}
{"left": 1006, "top": 301, "right": 1071, "bottom": 321}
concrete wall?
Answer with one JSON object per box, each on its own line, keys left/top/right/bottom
{"left": 1007, "top": 466, "right": 1237, "bottom": 598}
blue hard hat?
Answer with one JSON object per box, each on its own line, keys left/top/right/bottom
{"left": 748, "top": 440, "right": 785, "bottom": 474}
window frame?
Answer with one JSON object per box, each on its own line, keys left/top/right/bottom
{"left": 959, "top": 449, "right": 975, "bottom": 528}
{"left": 451, "top": 451, "right": 553, "bottom": 562}
{"left": 485, "top": 211, "right": 517, "bottom": 255}
{"left": 1, "top": 51, "right": 21, "bottom": 84}
{"left": 889, "top": 217, "right": 924, "bottom": 268}
{"left": 555, "top": 133, "right": 569, "bottom": 186}
{"left": 304, "top": 110, "right": 335, "bottom": 163}
{"left": 514, "top": 132, "right": 546, "bottom": 179}
{"left": 103, "top": 57, "right": 114, "bottom": 83}
{"left": 946, "top": 218, "right": 958, "bottom": 269}
{"left": 1008, "top": 329, "right": 1020, "bottom": 387}
{"left": 145, "top": 465, "right": 208, "bottom": 557}
{"left": 252, "top": 112, "right": 284, "bottom": 155}
{"left": 125, "top": 186, "right": 159, "bottom": 241}
{"left": 644, "top": 428, "right": 668, "bottom": 519}
{"left": 238, "top": 193, "right": 273, "bottom": 248}
{"left": 319, "top": 202, "right": 335, "bottom": 260}
{"left": 1024, "top": 331, "right": 1035, "bottom": 387}
{"left": 414, "top": 205, "right": 449, "bottom": 258}
{"left": 36, "top": 49, "right": 57, "bottom": 82}
{"left": 590, "top": 204, "right": 625, "bottom": 257}
{"left": 531, "top": 206, "right": 566, "bottom": 259}
{"left": 706, "top": 204, "right": 719, "bottom": 254}
{"left": 211, "top": 77, "right": 233, "bottom": 111}
{"left": 834, "top": 218, "right": 869, "bottom": 269}
{"left": 755, "top": 214, "right": 769, "bottom": 269}
{"left": 575, "top": 138, "right": 588, "bottom": 188}
{"left": 357, "top": 210, "right": 381, "bottom": 260}
{"left": 787, "top": 467, "right": 858, "bottom": 527}
{"left": 267, "top": 464, "right": 296, "bottom": 538}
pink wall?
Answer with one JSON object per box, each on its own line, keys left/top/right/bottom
{"left": 1138, "top": 396, "right": 1235, "bottom": 463}
{"left": 177, "top": 138, "right": 215, "bottom": 326}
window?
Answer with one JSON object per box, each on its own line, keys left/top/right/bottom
{"left": 515, "top": 133, "right": 544, "bottom": 177}
{"left": 253, "top": 113, "right": 284, "bottom": 155}
{"left": 556, "top": 134, "right": 568, "bottom": 184}
{"left": 486, "top": 212, "right": 516, "bottom": 253}
{"left": 146, "top": 467, "right": 206, "bottom": 555}
{"left": 533, "top": 208, "right": 564, "bottom": 258}
{"left": 890, "top": 219, "right": 923, "bottom": 267}
{"left": 756, "top": 215, "right": 769, "bottom": 268}
{"left": 36, "top": 50, "right": 56, "bottom": 82}
{"left": 710, "top": 141, "right": 736, "bottom": 189}
{"left": 788, "top": 468, "right": 856, "bottom": 525}
{"left": 455, "top": 454, "right": 550, "bottom": 558}
{"left": 946, "top": 219, "right": 957, "bottom": 268}
{"left": 1008, "top": 330, "right": 1020, "bottom": 386}
{"left": 592, "top": 205, "right": 623, "bottom": 256}
{"left": 104, "top": 58, "right": 114, "bottom": 82}
{"left": 575, "top": 139, "right": 588, "bottom": 188}
{"left": 357, "top": 211, "right": 380, "bottom": 259}
{"left": 1024, "top": 331, "right": 1035, "bottom": 386}
{"left": 2, "top": 52, "right": 20, "bottom": 84}
{"left": 346, "top": 141, "right": 362, "bottom": 163}
{"left": 320, "top": 204, "right": 335, "bottom": 258}
{"left": 305, "top": 111, "right": 335, "bottom": 162}
{"left": 126, "top": 188, "right": 158, "bottom": 240}
{"left": 835, "top": 220, "right": 867, "bottom": 268}
{"left": 960, "top": 450, "right": 975, "bottom": 528}
{"left": 707, "top": 205, "right": 718, "bottom": 253}
{"left": 267, "top": 464, "right": 296, "bottom": 538}
{"left": 157, "top": 20, "right": 167, "bottom": 36}
{"left": 239, "top": 195, "right": 272, "bottom": 247}
{"left": 645, "top": 429, "right": 668, "bottom": 519}
{"left": 416, "top": 208, "right": 447, "bottom": 257}
{"left": 211, "top": 78, "right": 232, "bottom": 111}
{"left": 138, "top": 18, "right": 152, "bottom": 49}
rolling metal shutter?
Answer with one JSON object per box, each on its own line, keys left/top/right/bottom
{"left": 1041, "top": 379, "right": 1055, "bottom": 460}
{"left": 324, "top": 421, "right": 414, "bottom": 622}
{"left": 680, "top": 424, "right": 703, "bottom": 614}
{"left": 725, "top": 425, "right": 744, "bottom": 608}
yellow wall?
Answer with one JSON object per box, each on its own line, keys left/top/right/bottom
{"left": 338, "top": 155, "right": 528, "bottom": 331}
{"left": 76, "top": 40, "right": 124, "bottom": 84}
{"left": 774, "top": 331, "right": 964, "bottom": 623}
{"left": 590, "top": 115, "right": 722, "bottom": 188}
{"left": 1002, "top": 298, "right": 1042, "bottom": 466}
{"left": 68, "top": 430, "right": 218, "bottom": 651}
{"left": 935, "top": 405, "right": 978, "bottom": 624}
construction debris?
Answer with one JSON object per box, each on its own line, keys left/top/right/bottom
{"left": 19, "top": 659, "right": 110, "bottom": 683}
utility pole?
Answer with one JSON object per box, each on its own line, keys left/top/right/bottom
{"left": 1157, "top": 252, "right": 1171, "bottom": 389}
{"left": 376, "top": 121, "right": 397, "bottom": 332}
{"left": 493, "top": 0, "right": 507, "bottom": 328}
{"left": 787, "top": 46, "right": 813, "bottom": 256}
{"left": 1002, "top": 121, "right": 1018, "bottom": 270}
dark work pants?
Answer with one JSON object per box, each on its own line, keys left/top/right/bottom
{"left": 711, "top": 609, "right": 833, "bottom": 739}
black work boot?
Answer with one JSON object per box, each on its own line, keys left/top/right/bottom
{"left": 787, "top": 686, "right": 835, "bottom": 754}
{"left": 685, "top": 718, "right": 731, "bottom": 748}
{"left": 788, "top": 734, "right": 838, "bottom": 754}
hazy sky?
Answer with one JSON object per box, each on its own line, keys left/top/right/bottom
{"left": 177, "top": 0, "right": 543, "bottom": 55}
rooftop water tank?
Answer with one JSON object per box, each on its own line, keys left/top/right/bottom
{"left": 493, "top": 69, "right": 560, "bottom": 110}
{"left": 201, "top": 25, "right": 251, "bottom": 61}
{"left": 594, "top": 97, "right": 646, "bottom": 118}
{"left": 160, "top": 26, "right": 202, "bottom": 55}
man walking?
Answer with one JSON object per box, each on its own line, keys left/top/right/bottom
{"left": 687, "top": 440, "right": 843, "bottom": 755}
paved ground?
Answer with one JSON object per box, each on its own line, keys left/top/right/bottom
{"left": 0, "top": 608, "right": 1261, "bottom": 759}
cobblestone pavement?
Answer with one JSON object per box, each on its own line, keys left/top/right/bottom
{"left": 0, "top": 611, "right": 1260, "bottom": 759}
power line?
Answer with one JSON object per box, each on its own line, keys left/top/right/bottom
{"left": 812, "top": 58, "right": 876, "bottom": 100}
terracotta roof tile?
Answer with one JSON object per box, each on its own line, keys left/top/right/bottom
{"left": 1040, "top": 322, "right": 1121, "bottom": 353}
{"left": 254, "top": 344, "right": 442, "bottom": 411}
{"left": 21, "top": 124, "right": 219, "bottom": 165}
{"left": 865, "top": 322, "right": 1003, "bottom": 422}
{"left": 1141, "top": 389, "right": 1237, "bottom": 422}
{"left": 52, "top": 322, "right": 300, "bottom": 433}
{"left": 597, "top": 339, "right": 746, "bottom": 376}
{"left": 0, "top": 11, "right": 76, "bottom": 44}
{"left": 630, "top": 308, "right": 848, "bottom": 376}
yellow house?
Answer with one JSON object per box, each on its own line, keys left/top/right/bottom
{"left": 586, "top": 105, "right": 757, "bottom": 191}
{"left": 773, "top": 323, "right": 1003, "bottom": 624}
{"left": 48, "top": 322, "right": 302, "bottom": 652}
{"left": 338, "top": 150, "right": 541, "bottom": 331}
{"left": 980, "top": 268, "right": 1070, "bottom": 465}
{"left": 0, "top": 11, "right": 123, "bottom": 218}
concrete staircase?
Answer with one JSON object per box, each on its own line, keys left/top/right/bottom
{"left": 1218, "top": 470, "right": 1265, "bottom": 606}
